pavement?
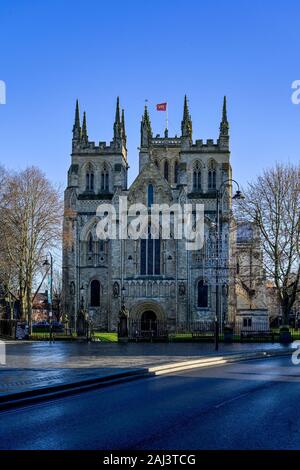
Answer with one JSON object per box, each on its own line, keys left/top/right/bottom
{"left": 0, "top": 355, "right": 300, "bottom": 449}
{"left": 0, "top": 340, "right": 295, "bottom": 403}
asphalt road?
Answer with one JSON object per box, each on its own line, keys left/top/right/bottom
{"left": 0, "top": 355, "right": 300, "bottom": 450}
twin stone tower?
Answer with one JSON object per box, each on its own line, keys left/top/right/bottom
{"left": 62, "top": 96, "right": 235, "bottom": 336}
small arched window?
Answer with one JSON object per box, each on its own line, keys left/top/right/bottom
{"left": 86, "top": 170, "right": 94, "bottom": 191}
{"left": 174, "top": 161, "right": 179, "bottom": 184}
{"left": 88, "top": 233, "right": 93, "bottom": 253}
{"left": 193, "top": 162, "right": 201, "bottom": 191}
{"left": 197, "top": 280, "right": 208, "bottom": 308}
{"left": 147, "top": 184, "right": 154, "bottom": 207}
{"left": 70, "top": 282, "right": 75, "bottom": 296}
{"left": 164, "top": 161, "right": 169, "bottom": 181}
{"left": 208, "top": 161, "right": 216, "bottom": 190}
{"left": 101, "top": 164, "right": 109, "bottom": 192}
{"left": 90, "top": 280, "right": 100, "bottom": 307}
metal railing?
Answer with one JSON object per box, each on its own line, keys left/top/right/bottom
{"left": 128, "top": 319, "right": 168, "bottom": 340}
{"left": 0, "top": 319, "right": 17, "bottom": 339}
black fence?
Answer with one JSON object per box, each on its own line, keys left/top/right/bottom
{"left": 128, "top": 319, "right": 296, "bottom": 343}
{"left": 128, "top": 319, "right": 168, "bottom": 341}
{"left": 0, "top": 319, "right": 17, "bottom": 339}
{"left": 1, "top": 317, "right": 297, "bottom": 343}
{"left": 233, "top": 323, "right": 278, "bottom": 343}
{"left": 128, "top": 320, "right": 216, "bottom": 341}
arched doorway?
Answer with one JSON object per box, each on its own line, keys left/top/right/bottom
{"left": 141, "top": 310, "right": 157, "bottom": 336}
{"left": 129, "top": 301, "right": 167, "bottom": 340}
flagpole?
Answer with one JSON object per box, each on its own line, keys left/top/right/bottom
{"left": 166, "top": 101, "right": 168, "bottom": 135}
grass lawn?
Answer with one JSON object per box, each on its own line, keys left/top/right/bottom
{"left": 30, "top": 331, "right": 118, "bottom": 342}
{"left": 169, "top": 333, "right": 193, "bottom": 341}
{"left": 30, "top": 332, "right": 76, "bottom": 340}
{"left": 93, "top": 332, "right": 118, "bottom": 342}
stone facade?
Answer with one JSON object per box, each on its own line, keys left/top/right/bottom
{"left": 62, "top": 96, "right": 235, "bottom": 333}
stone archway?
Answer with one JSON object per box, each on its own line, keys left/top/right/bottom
{"left": 130, "top": 301, "right": 166, "bottom": 322}
{"left": 129, "top": 301, "right": 166, "bottom": 338}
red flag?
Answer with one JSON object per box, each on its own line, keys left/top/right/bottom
{"left": 156, "top": 102, "right": 167, "bottom": 111}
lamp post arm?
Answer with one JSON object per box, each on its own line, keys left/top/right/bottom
{"left": 32, "top": 268, "right": 49, "bottom": 303}
{"left": 218, "top": 178, "right": 241, "bottom": 198}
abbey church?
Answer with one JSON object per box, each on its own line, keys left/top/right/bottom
{"left": 62, "top": 96, "right": 249, "bottom": 335}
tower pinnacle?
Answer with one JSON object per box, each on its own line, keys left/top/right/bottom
{"left": 72, "top": 99, "right": 81, "bottom": 142}
{"left": 219, "top": 96, "right": 229, "bottom": 149}
{"left": 113, "top": 96, "right": 123, "bottom": 146}
{"left": 140, "top": 104, "right": 152, "bottom": 147}
{"left": 121, "top": 108, "right": 127, "bottom": 146}
{"left": 81, "top": 111, "right": 88, "bottom": 144}
{"left": 181, "top": 95, "right": 192, "bottom": 142}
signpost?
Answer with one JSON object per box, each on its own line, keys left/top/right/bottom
{"left": 15, "top": 322, "right": 29, "bottom": 340}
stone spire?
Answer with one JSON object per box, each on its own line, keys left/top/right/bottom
{"left": 121, "top": 108, "right": 127, "bottom": 146}
{"left": 181, "top": 95, "right": 192, "bottom": 143}
{"left": 220, "top": 96, "right": 229, "bottom": 135}
{"left": 72, "top": 99, "right": 81, "bottom": 143}
{"left": 219, "top": 96, "right": 229, "bottom": 149}
{"left": 140, "top": 104, "right": 152, "bottom": 147}
{"left": 81, "top": 111, "right": 88, "bottom": 144}
{"left": 113, "top": 96, "right": 122, "bottom": 146}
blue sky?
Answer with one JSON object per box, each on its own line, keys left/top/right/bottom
{"left": 0, "top": 0, "right": 299, "bottom": 189}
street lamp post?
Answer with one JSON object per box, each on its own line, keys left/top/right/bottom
{"left": 79, "top": 284, "right": 92, "bottom": 342}
{"left": 121, "top": 285, "right": 126, "bottom": 307}
{"left": 79, "top": 284, "right": 90, "bottom": 340}
{"left": 118, "top": 285, "right": 129, "bottom": 341}
{"left": 43, "top": 252, "right": 53, "bottom": 342}
{"left": 80, "top": 284, "right": 85, "bottom": 311}
{"left": 214, "top": 179, "right": 244, "bottom": 351}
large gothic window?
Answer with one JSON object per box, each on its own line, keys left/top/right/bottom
{"left": 164, "top": 161, "right": 169, "bottom": 181}
{"left": 90, "top": 280, "right": 100, "bottom": 307}
{"left": 147, "top": 184, "right": 154, "bottom": 207}
{"left": 197, "top": 280, "right": 208, "bottom": 308}
{"left": 140, "top": 225, "right": 161, "bottom": 275}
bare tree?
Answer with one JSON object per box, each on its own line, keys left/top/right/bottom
{"left": 0, "top": 167, "right": 63, "bottom": 329}
{"left": 237, "top": 163, "right": 300, "bottom": 324}
{"left": 0, "top": 166, "right": 19, "bottom": 318}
